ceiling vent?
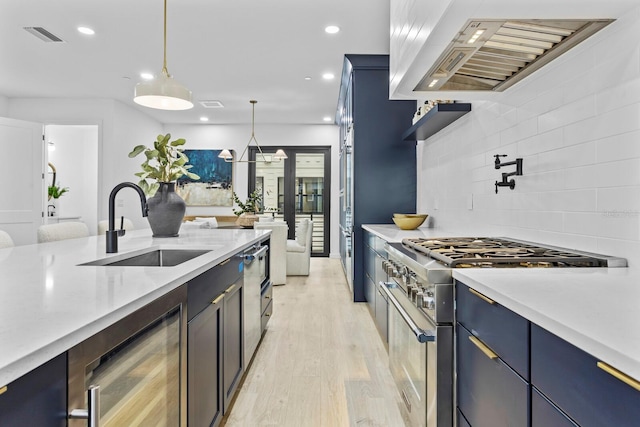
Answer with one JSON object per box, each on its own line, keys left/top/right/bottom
{"left": 415, "top": 19, "right": 613, "bottom": 92}
{"left": 199, "top": 100, "right": 225, "bottom": 108}
{"left": 23, "top": 27, "right": 64, "bottom": 43}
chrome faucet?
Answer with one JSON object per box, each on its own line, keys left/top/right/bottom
{"left": 107, "top": 182, "right": 148, "bottom": 253}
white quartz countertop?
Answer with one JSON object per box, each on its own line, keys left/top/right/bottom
{"left": 362, "top": 224, "right": 464, "bottom": 242}
{"left": 363, "top": 224, "right": 640, "bottom": 383}
{"left": 0, "top": 227, "right": 269, "bottom": 386}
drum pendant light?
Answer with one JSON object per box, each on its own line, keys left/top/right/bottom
{"left": 218, "top": 100, "right": 288, "bottom": 163}
{"left": 134, "top": 0, "right": 193, "bottom": 110}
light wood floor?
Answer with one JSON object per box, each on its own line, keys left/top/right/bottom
{"left": 224, "top": 258, "right": 407, "bottom": 427}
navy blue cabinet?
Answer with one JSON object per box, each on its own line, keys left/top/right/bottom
{"left": 456, "top": 280, "right": 529, "bottom": 380}
{"left": 455, "top": 280, "right": 530, "bottom": 427}
{"left": 531, "top": 387, "right": 578, "bottom": 427}
{"left": 0, "top": 353, "right": 67, "bottom": 427}
{"left": 531, "top": 324, "right": 640, "bottom": 427}
{"left": 336, "top": 55, "right": 416, "bottom": 302}
{"left": 363, "top": 229, "right": 389, "bottom": 344}
{"left": 187, "top": 253, "right": 244, "bottom": 427}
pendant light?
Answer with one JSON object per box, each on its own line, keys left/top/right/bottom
{"left": 134, "top": 0, "right": 193, "bottom": 110}
{"left": 218, "top": 100, "right": 288, "bottom": 163}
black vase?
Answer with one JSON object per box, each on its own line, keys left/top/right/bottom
{"left": 147, "top": 182, "right": 186, "bottom": 237}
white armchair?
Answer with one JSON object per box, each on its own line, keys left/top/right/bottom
{"left": 286, "top": 219, "right": 313, "bottom": 276}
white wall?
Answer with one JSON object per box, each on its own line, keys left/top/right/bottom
{"left": 417, "top": 7, "right": 640, "bottom": 267}
{"left": 9, "top": 98, "right": 163, "bottom": 230}
{"left": 0, "top": 95, "right": 8, "bottom": 116}
{"left": 166, "top": 124, "right": 341, "bottom": 256}
{"left": 46, "top": 125, "right": 98, "bottom": 234}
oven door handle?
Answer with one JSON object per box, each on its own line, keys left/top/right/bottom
{"left": 379, "top": 282, "right": 435, "bottom": 343}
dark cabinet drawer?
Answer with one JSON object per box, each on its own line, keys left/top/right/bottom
{"left": 457, "top": 324, "right": 530, "bottom": 427}
{"left": 532, "top": 387, "right": 577, "bottom": 427}
{"left": 531, "top": 324, "right": 640, "bottom": 427}
{"left": 188, "top": 254, "right": 243, "bottom": 321}
{"left": 456, "top": 280, "right": 529, "bottom": 379}
{"left": 0, "top": 353, "right": 67, "bottom": 427}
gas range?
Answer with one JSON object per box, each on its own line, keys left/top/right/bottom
{"left": 384, "top": 237, "right": 627, "bottom": 324}
{"left": 402, "top": 236, "right": 628, "bottom": 268}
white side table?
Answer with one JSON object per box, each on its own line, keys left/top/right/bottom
{"left": 254, "top": 221, "right": 288, "bottom": 285}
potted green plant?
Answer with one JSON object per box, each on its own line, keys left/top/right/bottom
{"left": 47, "top": 184, "right": 69, "bottom": 201}
{"left": 232, "top": 190, "right": 262, "bottom": 228}
{"left": 129, "top": 133, "right": 200, "bottom": 236}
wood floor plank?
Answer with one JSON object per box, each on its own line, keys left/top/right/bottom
{"left": 224, "top": 258, "right": 406, "bottom": 427}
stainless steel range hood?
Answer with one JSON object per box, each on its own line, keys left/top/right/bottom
{"left": 415, "top": 19, "right": 613, "bottom": 92}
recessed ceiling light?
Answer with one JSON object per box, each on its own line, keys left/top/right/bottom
{"left": 200, "top": 117, "right": 209, "bottom": 122}
{"left": 322, "top": 73, "right": 335, "bottom": 80}
{"left": 140, "top": 72, "right": 154, "bottom": 80}
{"left": 304, "top": 76, "right": 312, "bottom": 81}
{"left": 77, "top": 26, "right": 95, "bottom": 35}
{"left": 323, "top": 116, "right": 332, "bottom": 122}
{"left": 325, "top": 25, "right": 340, "bottom": 34}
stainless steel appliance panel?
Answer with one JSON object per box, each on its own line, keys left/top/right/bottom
{"left": 243, "top": 245, "right": 268, "bottom": 369}
{"left": 383, "top": 282, "right": 453, "bottom": 427}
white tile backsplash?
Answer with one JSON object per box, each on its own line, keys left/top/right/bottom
{"left": 417, "top": 7, "right": 640, "bottom": 267}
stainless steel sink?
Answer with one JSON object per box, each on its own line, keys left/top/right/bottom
{"left": 81, "top": 249, "right": 211, "bottom": 267}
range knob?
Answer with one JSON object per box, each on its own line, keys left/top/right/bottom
{"left": 409, "top": 285, "right": 420, "bottom": 301}
{"left": 422, "top": 296, "right": 435, "bottom": 310}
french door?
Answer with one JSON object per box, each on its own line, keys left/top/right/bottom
{"left": 249, "top": 146, "right": 330, "bottom": 257}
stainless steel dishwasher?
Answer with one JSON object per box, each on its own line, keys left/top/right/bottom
{"left": 243, "top": 244, "right": 268, "bottom": 369}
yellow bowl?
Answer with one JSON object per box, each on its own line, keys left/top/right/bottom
{"left": 392, "top": 215, "right": 427, "bottom": 230}
{"left": 394, "top": 213, "right": 428, "bottom": 219}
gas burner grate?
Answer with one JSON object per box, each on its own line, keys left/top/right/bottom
{"left": 402, "top": 237, "right": 611, "bottom": 267}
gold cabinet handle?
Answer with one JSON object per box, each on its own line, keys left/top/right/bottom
{"left": 211, "top": 294, "right": 225, "bottom": 305}
{"left": 264, "top": 295, "right": 271, "bottom": 299}
{"left": 265, "top": 313, "right": 271, "bottom": 317}
{"left": 219, "top": 258, "right": 231, "bottom": 266}
{"left": 0, "top": 385, "right": 7, "bottom": 395}
{"left": 469, "top": 335, "right": 499, "bottom": 360}
{"left": 597, "top": 361, "right": 640, "bottom": 391}
{"left": 225, "top": 284, "right": 236, "bottom": 293}
{"left": 469, "top": 287, "right": 495, "bottom": 305}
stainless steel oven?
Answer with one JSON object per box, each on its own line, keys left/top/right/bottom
{"left": 381, "top": 280, "right": 453, "bottom": 427}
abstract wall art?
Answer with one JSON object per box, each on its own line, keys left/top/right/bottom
{"left": 176, "top": 149, "right": 233, "bottom": 206}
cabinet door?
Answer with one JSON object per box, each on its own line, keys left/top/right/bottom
{"left": 457, "top": 324, "right": 529, "bottom": 427}
{"left": 532, "top": 387, "right": 578, "bottom": 427}
{"left": 531, "top": 324, "right": 640, "bottom": 427}
{"left": 188, "top": 298, "right": 223, "bottom": 427}
{"left": 0, "top": 353, "right": 67, "bottom": 427}
{"left": 223, "top": 280, "right": 244, "bottom": 413}
{"left": 456, "top": 281, "right": 529, "bottom": 380}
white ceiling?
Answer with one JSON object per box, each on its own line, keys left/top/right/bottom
{"left": 0, "top": 0, "right": 392, "bottom": 125}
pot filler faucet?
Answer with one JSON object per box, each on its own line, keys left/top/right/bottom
{"left": 107, "top": 182, "right": 148, "bottom": 253}
{"left": 494, "top": 154, "right": 523, "bottom": 194}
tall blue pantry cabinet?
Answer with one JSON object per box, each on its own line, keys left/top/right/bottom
{"left": 336, "top": 54, "right": 416, "bottom": 302}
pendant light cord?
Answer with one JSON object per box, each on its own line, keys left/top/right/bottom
{"left": 162, "top": 0, "right": 169, "bottom": 76}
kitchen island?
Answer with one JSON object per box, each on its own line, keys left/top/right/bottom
{"left": 0, "top": 227, "right": 269, "bottom": 387}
